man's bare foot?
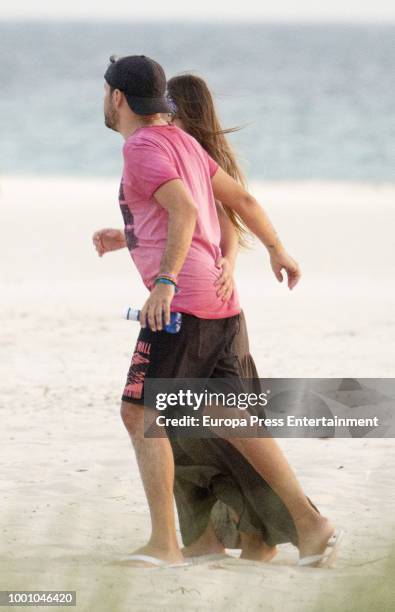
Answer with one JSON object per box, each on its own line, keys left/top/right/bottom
{"left": 295, "top": 514, "right": 335, "bottom": 562}
{"left": 121, "top": 542, "right": 185, "bottom": 567}
{"left": 182, "top": 522, "right": 225, "bottom": 558}
{"left": 239, "top": 533, "right": 277, "bottom": 562}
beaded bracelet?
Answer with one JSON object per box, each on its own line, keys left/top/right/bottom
{"left": 154, "top": 277, "right": 179, "bottom": 293}
{"left": 158, "top": 272, "right": 178, "bottom": 282}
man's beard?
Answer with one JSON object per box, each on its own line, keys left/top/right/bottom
{"left": 104, "top": 106, "right": 119, "bottom": 132}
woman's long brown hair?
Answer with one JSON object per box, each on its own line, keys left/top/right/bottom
{"left": 167, "top": 74, "right": 251, "bottom": 247}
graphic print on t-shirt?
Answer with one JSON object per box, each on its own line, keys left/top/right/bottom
{"left": 119, "top": 180, "right": 138, "bottom": 251}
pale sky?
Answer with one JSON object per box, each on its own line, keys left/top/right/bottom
{"left": 1, "top": 0, "right": 395, "bottom": 21}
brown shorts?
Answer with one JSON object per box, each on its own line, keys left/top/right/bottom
{"left": 121, "top": 313, "right": 242, "bottom": 406}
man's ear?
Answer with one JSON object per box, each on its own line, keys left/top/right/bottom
{"left": 112, "top": 88, "right": 123, "bottom": 108}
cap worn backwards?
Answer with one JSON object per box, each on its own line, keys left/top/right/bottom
{"left": 104, "top": 54, "right": 172, "bottom": 116}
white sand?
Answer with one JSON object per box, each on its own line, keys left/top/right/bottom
{"left": 1, "top": 177, "right": 395, "bottom": 611}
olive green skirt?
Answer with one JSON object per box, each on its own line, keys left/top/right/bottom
{"left": 171, "top": 310, "right": 318, "bottom": 548}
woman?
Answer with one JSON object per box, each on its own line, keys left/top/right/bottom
{"left": 162, "top": 74, "right": 322, "bottom": 562}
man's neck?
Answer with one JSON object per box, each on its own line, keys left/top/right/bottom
{"left": 119, "top": 116, "right": 168, "bottom": 141}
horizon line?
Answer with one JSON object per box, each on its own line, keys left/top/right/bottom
{"left": 1, "top": 17, "right": 395, "bottom": 25}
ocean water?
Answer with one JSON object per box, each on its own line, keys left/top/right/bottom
{"left": 0, "top": 21, "right": 394, "bottom": 181}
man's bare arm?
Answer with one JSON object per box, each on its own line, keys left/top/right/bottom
{"left": 154, "top": 179, "right": 197, "bottom": 276}
{"left": 140, "top": 179, "right": 197, "bottom": 330}
{"left": 211, "top": 167, "right": 301, "bottom": 289}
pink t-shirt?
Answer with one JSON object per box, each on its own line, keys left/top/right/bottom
{"left": 119, "top": 124, "right": 240, "bottom": 319}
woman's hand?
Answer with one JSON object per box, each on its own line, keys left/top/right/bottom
{"left": 214, "top": 256, "right": 236, "bottom": 302}
{"left": 92, "top": 228, "right": 126, "bottom": 256}
{"left": 270, "top": 247, "right": 301, "bottom": 290}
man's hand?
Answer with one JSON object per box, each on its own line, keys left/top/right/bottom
{"left": 92, "top": 228, "right": 126, "bottom": 256}
{"left": 140, "top": 283, "right": 175, "bottom": 331}
{"left": 214, "top": 256, "right": 235, "bottom": 302}
{"left": 270, "top": 247, "right": 301, "bottom": 290}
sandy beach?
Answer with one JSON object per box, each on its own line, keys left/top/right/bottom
{"left": 1, "top": 177, "right": 395, "bottom": 611}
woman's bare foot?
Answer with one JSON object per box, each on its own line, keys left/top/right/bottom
{"left": 295, "top": 514, "right": 335, "bottom": 562}
{"left": 182, "top": 522, "right": 225, "bottom": 558}
{"left": 239, "top": 533, "right": 277, "bottom": 562}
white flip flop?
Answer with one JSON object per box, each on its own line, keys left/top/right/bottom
{"left": 298, "top": 530, "right": 345, "bottom": 568}
{"left": 122, "top": 554, "right": 190, "bottom": 568}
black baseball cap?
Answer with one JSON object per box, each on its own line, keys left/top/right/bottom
{"left": 104, "top": 54, "right": 171, "bottom": 116}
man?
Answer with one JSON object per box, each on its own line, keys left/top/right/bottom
{"left": 97, "top": 55, "right": 337, "bottom": 568}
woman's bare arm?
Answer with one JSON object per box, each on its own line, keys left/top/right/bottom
{"left": 211, "top": 167, "right": 301, "bottom": 289}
